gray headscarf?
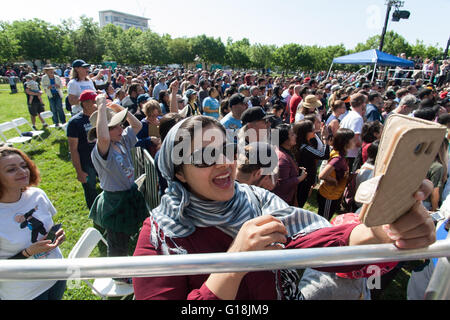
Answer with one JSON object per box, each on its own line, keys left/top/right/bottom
{"left": 149, "top": 117, "right": 331, "bottom": 299}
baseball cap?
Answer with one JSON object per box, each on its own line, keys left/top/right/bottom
{"left": 238, "top": 84, "right": 250, "bottom": 93}
{"left": 229, "top": 93, "right": 247, "bottom": 108}
{"left": 137, "top": 93, "right": 151, "bottom": 105}
{"left": 240, "top": 107, "right": 274, "bottom": 125}
{"left": 72, "top": 59, "right": 91, "bottom": 68}
{"left": 79, "top": 90, "right": 98, "bottom": 102}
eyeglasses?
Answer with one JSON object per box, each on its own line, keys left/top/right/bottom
{"left": 189, "top": 143, "right": 237, "bottom": 168}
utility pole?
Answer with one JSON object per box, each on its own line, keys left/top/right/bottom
{"left": 379, "top": 1, "right": 409, "bottom": 52}
{"left": 444, "top": 36, "right": 450, "bottom": 59}
{"left": 379, "top": 1, "right": 393, "bottom": 52}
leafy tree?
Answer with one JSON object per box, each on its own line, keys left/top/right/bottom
{"left": 249, "top": 43, "right": 276, "bottom": 72}
{"left": 70, "top": 16, "right": 105, "bottom": 64}
{"left": 354, "top": 31, "right": 411, "bottom": 56}
{"left": 191, "top": 35, "right": 226, "bottom": 70}
{"left": 0, "top": 22, "right": 20, "bottom": 63}
{"left": 168, "top": 37, "right": 195, "bottom": 66}
{"left": 7, "top": 19, "right": 65, "bottom": 64}
{"left": 137, "top": 31, "right": 171, "bottom": 66}
{"left": 225, "top": 38, "right": 251, "bottom": 69}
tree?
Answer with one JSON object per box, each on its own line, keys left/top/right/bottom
{"left": 0, "top": 22, "right": 20, "bottom": 63}
{"left": 191, "top": 35, "right": 226, "bottom": 70}
{"left": 410, "top": 40, "right": 443, "bottom": 59}
{"left": 168, "top": 37, "right": 195, "bottom": 66}
{"left": 7, "top": 19, "right": 65, "bottom": 64}
{"left": 249, "top": 43, "right": 276, "bottom": 72}
{"left": 70, "top": 16, "right": 105, "bottom": 64}
{"left": 273, "top": 43, "right": 307, "bottom": 72}
{"left": 354, "top": 31, "right": 411, "bottom": 56}
{"left": 225, "top": 38, "right": 251, "bottom": 70}
{"left": 138, "top": 31, "right": 171, "bottom": 66}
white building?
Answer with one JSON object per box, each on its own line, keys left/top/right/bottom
{"left": 99, "top": 10, "right": 150, "bottom": 31}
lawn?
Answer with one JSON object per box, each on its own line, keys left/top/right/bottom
{"left": 0, "top": 83, "right": 416, "bottom": 300}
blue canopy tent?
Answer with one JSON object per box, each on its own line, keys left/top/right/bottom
{"left": 327, "top": 49, "right": 414, "bottom": 82}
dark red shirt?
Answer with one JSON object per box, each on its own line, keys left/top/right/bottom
{"left": 133, "top": 218, "right": 362, "bottom": 300}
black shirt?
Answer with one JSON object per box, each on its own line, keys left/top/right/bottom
{"left": 66, "top": 112, "right": 96, "bottom": 169}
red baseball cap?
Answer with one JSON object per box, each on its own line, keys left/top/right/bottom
{"left": 79, "top": 90, "right": 97, "bottom": 102}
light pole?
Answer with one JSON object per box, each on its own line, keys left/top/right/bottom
{"left": 379, "top": 1, "right": 410, "bottom": 52}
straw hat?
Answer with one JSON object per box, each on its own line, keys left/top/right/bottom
{"left": 302, "top": 95, "right": 322, "bottom": 109}
{"left": 87, "top": 108, "right": 128, "bottom": 141}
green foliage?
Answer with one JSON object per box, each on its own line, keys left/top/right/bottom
{"left": 168, "top": 37, "right": 195, "bottom": 66}
{"left": 225, "top": 38, "right": 251, "bottom": 69}
{"left": 1, "top": 18, "right": 445, "bottom": 71}
{"left": 249, "top": 43, "right": 276, "bottom": 71}
{"left": 191, "top": 35, "right": 226, "bottom": 68}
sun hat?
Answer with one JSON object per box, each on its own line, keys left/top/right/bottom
{"left": 87, "top": 107, "right": 128, "bottom": 141}
{"left": 302, "top": 95, "right": 322, "bottom": 109}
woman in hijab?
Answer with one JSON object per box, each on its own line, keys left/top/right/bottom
{"left": 132, "top": 115, "right": 436, "bottom": 300}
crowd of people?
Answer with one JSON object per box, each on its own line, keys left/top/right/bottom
{"left": 1, "top": 55, "right": 449, "bottom": 300}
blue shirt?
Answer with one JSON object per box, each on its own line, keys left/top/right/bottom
{"left": 202, "top": 97, "right": 220, "bottom": 119}
{"left": 365, "top": 104, "right": 384, "bottom": 123}
{"left": 220, "top": 113, "right": 242, "bottom": 143}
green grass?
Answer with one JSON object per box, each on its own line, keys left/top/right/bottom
{"left": 0, "top": 84, "right": 100, "bottom": 300}
{"left": 0, "top": 84, "right": 416, "bottom": 300}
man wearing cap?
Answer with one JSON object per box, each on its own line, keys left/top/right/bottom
{"left": 238, "top": 85, "right": 250, "bottom": 97}
{"left": 41, "top": 65, "right": 66, "bottom": 127}
{"left": 220, "top": 94, "right": 248, "bottom": 142}
{"left": 135, "top": 93, "right": 151, "bottom": 121}
{"left": 67, "top": 90, "right": 100, "bottom": 210}
{"left": 67, "top": 59, "right": 96, "bottom": 115}
{"left": 238, "top": 107, "right": 273, "bottom": 145}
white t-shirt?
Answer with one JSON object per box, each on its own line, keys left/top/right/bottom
{"left": 0, "top": 187, "right": 63, "bottom": 300}
{"left": 339, "top": 110, "right": 364, "bottom": 158}
{"left": 67, "top": 79, "right": 96, "bottom": 115}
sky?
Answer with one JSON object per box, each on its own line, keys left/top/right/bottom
{"left": 1, "top": 0, "right": 449, "bottom": 50}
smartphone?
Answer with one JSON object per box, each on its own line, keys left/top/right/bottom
{"left": 46, "top": 223, "right": 62, "bottom": 243}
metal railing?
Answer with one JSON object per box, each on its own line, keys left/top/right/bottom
{"left": 2, "top": 147, "right": 449, "bottom": 300}
{"left": 131, "top": 147, "right": 161, "bottom": 211}
{"left": 1, "top": 240, "right": 449, "bottom": 283}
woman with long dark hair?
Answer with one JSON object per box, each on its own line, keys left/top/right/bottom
{"left": 293, "top": 120, "right": 331, "bottom": 208}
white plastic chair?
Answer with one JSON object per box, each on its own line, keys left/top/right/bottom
{"left": 40, "top": 111, "right": 68, "bottom": 136}
{"left": 12, "top": 118, "right": 46, "bottom": 146}
{"left": 0, "top": 121, "right": 34, "bottom": 150}
{"left": 68, "top": 228, "right": 134, "bottom": 300}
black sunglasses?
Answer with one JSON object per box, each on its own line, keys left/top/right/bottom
{"left": 190, "top": 143, "right": 237, "bottom": 168}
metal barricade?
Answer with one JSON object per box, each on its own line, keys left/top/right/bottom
{"left": 132, "top": 147, "right": 160, "bottom": 211}
{"left": 1, "top": 240, "right": 450, "bottom": 283}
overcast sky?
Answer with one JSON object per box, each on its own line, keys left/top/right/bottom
{"left": 1, "top": 0, "right": 449, "bottom": 50}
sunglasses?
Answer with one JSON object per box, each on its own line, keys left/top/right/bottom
{"left": 189, "top": 143, "right": 237, "bottom": 168}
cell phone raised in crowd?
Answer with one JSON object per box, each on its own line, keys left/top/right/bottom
{"left": 46, "top": 223, "right": 62, "bottom": 243}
